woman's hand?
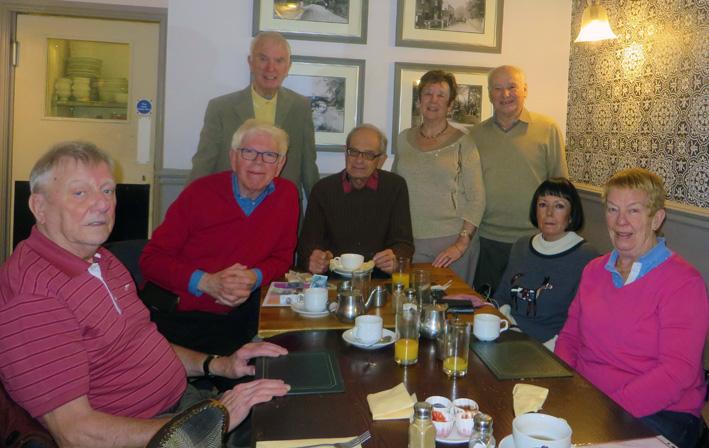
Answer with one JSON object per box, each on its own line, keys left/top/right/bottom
{"left": 433, "top": 244, "right": 465, "bottom": 268}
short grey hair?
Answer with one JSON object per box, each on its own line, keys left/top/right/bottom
{"left": 250, "top": 31, "right": 291, "bottom": 61}
{"left": 231, "top": 119, "right": 289, "bottom": 155}
{"left": 487, "top": 65, "right": 526, "bottom": 90}
{"left": 346, "top": 123, "right": 388, "bottom": 154}
{"left": 29, "top": 141, "right": 114, "bottom": 193}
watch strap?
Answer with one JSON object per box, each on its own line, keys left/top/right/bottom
{"left": 203, "top": 354, "right": 218, "bottom": 377}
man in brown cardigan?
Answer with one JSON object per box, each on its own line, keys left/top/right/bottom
{"left": 298, "top": 124, "right": 414, "bottom": 275}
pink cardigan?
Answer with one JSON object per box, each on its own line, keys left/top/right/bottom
{"left": 556, "top": 253, "right": 709, "bottom": 417}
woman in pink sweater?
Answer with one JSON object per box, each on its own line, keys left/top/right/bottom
{"left": 555, "top": 168, "right": 708, "bottom": 448}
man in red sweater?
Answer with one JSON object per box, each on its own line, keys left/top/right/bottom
{"left": 141, "top": 119, "right": 299, "bottom": 357}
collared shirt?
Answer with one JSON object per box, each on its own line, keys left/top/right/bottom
{"left": 187, "top": 173, "right": 272, "bottom": 296}
{"left": 0, "top": 227, "right": 186, "bottom": 418}
{"left": 604, "top": 238, "right": 672, "bottom": 287}
{"left": 341, "top": 169, "right": 379, "bottom": 193}
{"left": 251, "top": 85, "right": 277, "bottom": 124}
{"left": 492, "top": 108, "right": 530, "bottom": 133}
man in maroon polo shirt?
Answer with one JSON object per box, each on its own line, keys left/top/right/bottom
{"left": 0, "top": 141, "right": 289, "bottom": 446}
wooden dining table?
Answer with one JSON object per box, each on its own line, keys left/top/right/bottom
{"left": 253, "top": 265, "right": 655, "bottom": 447}
{"left": 251, "top": 329, "right": 655, "bottom": 447}
{"left": 257, "top": 263, "right": 485, "bottom": 338}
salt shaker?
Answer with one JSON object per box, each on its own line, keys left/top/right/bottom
{"left": 468, "top": 412, "right": 495, "bottom": 448}
{"left": 409, "top": 402, "right": 436, "bottom": 448}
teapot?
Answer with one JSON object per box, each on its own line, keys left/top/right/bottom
{"left": 329, "top": 289, "right": 367, "bottom": 322}
{"left": 420, "top": 301, "right": 448, "bottom": 339}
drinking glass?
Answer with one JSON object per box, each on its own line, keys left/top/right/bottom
{"left": 392, "top": 256, "right": 411, "bottom": 288}
{"left": 395, "top": 304, "right": 420, "bottom": 366}
{"left": 351, "top": 269, "right": 371, "bottom": 301}
{"left": 412, "top": 269, "right": 431, "bottom": 308}
{"left": 442, "top": 320, "right": 471, "bottom": 377}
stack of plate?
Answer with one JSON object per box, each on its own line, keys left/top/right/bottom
{"left": 95, "top": 77, "right": 128, "bottom": 102}
{"left": 66, "top": 56, "right": 102, "bottom": 79}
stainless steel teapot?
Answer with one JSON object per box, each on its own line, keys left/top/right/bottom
{"left": 420, "top": 301, "right": 448, "bottom": 339}
{"left": 329, "top": 288, "right": 367, "bottom": 322}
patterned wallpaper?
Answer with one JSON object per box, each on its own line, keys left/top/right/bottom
{"left": 566, "top": 0, "right": 708, "bottom": 208}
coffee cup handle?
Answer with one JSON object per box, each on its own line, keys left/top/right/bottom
{"left": 500, "top": 319, "right": 510, "bottom": 333}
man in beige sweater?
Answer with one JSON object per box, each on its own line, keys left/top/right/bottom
{"left": 470, "top": 65, "right": 568, "bottom": 293}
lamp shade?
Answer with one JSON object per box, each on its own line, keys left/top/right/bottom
{"left": 575, "top": 3, "right": 617, "bottom": 42}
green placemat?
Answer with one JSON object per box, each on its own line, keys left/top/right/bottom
{"left": 256, "top": 351, "right": 344, "bottom": 395}
{"left": 470, "top": 332, "right": 573, "bottom": 380}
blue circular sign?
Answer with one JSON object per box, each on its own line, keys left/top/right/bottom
{"left": 136, "top": 99, "right": 152, "bottom": 115}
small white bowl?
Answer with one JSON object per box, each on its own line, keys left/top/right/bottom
{"left": 453, "top": 398, "right": 479, "bottom": 437}
{"left": 426, "top": 395, "right": 453, "bottom": 410}
{"left": 425, "top": 396, "right": 454, "bottom": 437}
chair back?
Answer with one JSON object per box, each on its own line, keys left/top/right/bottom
{"left": 0, "top": 382, "right": 57, "bottom": 448}
{"left": 147, "top": 399, "right": 229, "bottom": 448}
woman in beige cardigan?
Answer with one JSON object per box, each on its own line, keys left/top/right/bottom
{"left": 393, "top": 70, "right": 485, "bottom": 285}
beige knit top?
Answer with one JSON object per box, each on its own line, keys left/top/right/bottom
{"left": 392, "top": 128, "right": 486, "bottom": 239}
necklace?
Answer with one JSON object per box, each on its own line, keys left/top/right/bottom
{"left": 419, "top": 121, "right": 448, "bottom": 139}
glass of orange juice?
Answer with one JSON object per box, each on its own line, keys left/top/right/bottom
{"left": 442, "top": 320, "right": 471, "bottom": 377}
{"left": 395, "top": 303, "right": 420, "bottom": 365}
{"left": 392, "top": 256, "right": 411, "bottom": 288}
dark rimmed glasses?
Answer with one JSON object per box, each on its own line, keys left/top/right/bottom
{"left": 346, "top": 147, "right": 382, "bottom": 161}
{"left": 237, "top": 147, "right": 281, "bottom": 164}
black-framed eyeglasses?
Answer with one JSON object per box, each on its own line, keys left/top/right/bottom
{"left": 237, "top": 147, "right": 281, "bottom": 164}
{"left": 346, "top": 147, "right": 382, "bottom": 161}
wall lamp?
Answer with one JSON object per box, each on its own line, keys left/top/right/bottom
{"left": 575, "top": 0, "right": 617, "bottom": 43}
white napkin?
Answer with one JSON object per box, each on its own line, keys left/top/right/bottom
{"left": 513, "top": 383, "right": 549, "bottom": 416}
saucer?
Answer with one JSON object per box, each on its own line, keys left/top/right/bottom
{"left": 435, "top": 425, "right": 470, "bottom": 444}
{"left": 342, "top": 328, "right": 397, "bottom": 350}
{"left": 290, "top": 301, "right": 330, "bottom": 318}
{"left": 330, "top": 260, "right": 375, "bottom": 278}
{"left": 498, "top": 435, "right": 514, "bottom": 448}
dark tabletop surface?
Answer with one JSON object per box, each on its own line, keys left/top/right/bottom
{"left": 251, "top": 329, "right": 654, "bottom": 447}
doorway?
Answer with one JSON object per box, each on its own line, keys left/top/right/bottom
{"left": 0, "top": 1, "right": 167, "bottom": 261}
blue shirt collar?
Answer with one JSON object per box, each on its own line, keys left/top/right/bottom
{"left": 604, "top": 238, "right": 672, "bottom": 287}
{"left": 231, "top": 173, "right": 275, "bottom": 216}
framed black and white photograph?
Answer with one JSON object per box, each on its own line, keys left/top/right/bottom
{"left": 396, "top": 0, "right": 503, "bottom": 52}
{"left": 392, "top": 62, "right": 492, "bottom": 150}
{"left": 283, "top": 56, "right": 365, "bottom": 152}
{"left": 253, "top": 0, "right": 368, "bottom": 44}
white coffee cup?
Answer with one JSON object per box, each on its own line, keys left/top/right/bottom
{"left": 303, "top": 287, "right": 328, "bottom": 312}
{"left": 354, "top": 315, "right": 383, "bottom": 344}
{"left": 473, "top": 313, "right": 509, "bottom": 341}
{"left": 337, "top": 253, "right": 364, "bottom": 270}
{"left": 512, "top": 413, "right": 572, "bottom": 448}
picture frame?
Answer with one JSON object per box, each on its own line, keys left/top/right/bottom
{"left": 282, "top": 55, "right": 365, "bottom": 152}
{"left": 253, "top": 0, "right": 368, "bottom": 44}
{"left": 392, "top": 62, "right": 493, "bottom": 151}
{"left": 395, "top": 0, "right": 503, "bottom": 52}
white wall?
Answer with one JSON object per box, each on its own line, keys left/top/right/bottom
{"left": 163, "top": 0, "right": 572, "bottom": 174}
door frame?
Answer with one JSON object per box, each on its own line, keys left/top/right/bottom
{"left": 0, "top": 0, "right": 167, "bottom": 262}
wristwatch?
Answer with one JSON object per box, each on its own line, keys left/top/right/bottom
{"left": 459, "top": 229, "right": 472, "bottom": 239}
{"left": 203, "top": 354, "right": 219, "bottom": 377}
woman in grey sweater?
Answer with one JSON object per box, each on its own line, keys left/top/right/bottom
{"left": 493, "top": 178, "right": 598, "bottom": 349}
{"left": 392, "top": 70, "right": 485, "bottom": 284}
